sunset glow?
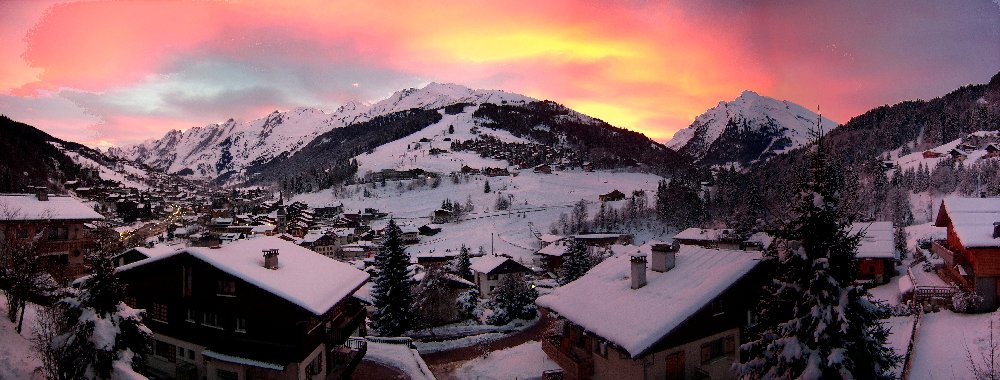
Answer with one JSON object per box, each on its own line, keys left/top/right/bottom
{"left": 0, "top": 0, "right": 997, "bottom": 147}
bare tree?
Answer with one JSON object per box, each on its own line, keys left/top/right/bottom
{"left": 31, "top": 305, "right": 68, "bottom": 380}
{"left": 968, "top": 320, "right": 1000, "bottom": 380}
{"left": 0, "top": 206, "right": 53, "bottom": 333}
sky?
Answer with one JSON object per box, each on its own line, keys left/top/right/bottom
{"left": 0, "top": 0, "right": 998, "bottom": 148}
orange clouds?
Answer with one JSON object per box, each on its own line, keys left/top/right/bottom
{"left": 2, "top": 0, "right": 998, "bottom": 147}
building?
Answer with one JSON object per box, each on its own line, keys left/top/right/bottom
{"left": 536, "top": 243, "right": 763, "bottom": 380}
{"left": 571, "top": 233, "right": 632, "bottom": 247}
{"left": 672, "top": 228, "right": 742, "bottom": 250}
{"left": 413, "top": 270, "right": 475, "bottom": 325}
{"left": 470, "top": 256, "right": 531, "bottom": 298}
{"left": 535, "top": 239, "right": 572, "bottom": 273}
{"left": 932, "top": 197, "right": 1000, "bottom": 311}
{"left": 598, "top": 190, "right": 625, "bottom": 202}
{"left": 850, "top": 222, "right": 896, "bottom": 284}
{"left": 0, "top": 193, "right": 104, "bottom": 279}
{"left": 116, "top": 237, "right": 370, "bottom": 380}
{"left": 399, "top": 225, "right": 420, "bottom": 245}
{"left": 298, "top": 232, "right": 339, "bottom": 258}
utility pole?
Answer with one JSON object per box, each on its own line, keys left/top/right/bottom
{"left": 491, "top": 233, "right": 495, "bottom": 256}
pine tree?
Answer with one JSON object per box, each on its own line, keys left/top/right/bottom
{"left": 487, "top": 274, "right": 538, "bottom": 325}
{"left": 558, "top": 240, "right": 595, "bottom": 285}
{"left": 447, "top": 244, "right": 473, "bottom": 281}
{"left": 413, "top": 268, "right": 452, "bottom": 329}
{"left": 53, "top": 251, "right": 151, "bottom": 379}
{"left": 737, "top": 129, "right": 900, "bottom": 379}
{"left": 484, "top": 180, "right": 491, "bottom": 193}
{"left": 370, "top": 220, "right": 417, "bottom": 336}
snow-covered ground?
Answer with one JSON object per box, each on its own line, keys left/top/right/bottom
{"left": 910, "top": 311, "right": 1000, "bottom": 379}
{"left": 363, "top": 340, "right": 436, "bottom": 380}
{"left": 453, "top": 341, "right": 559, "bottom": 380}
{"left": 0, "top": 293, "right": 44, "bottom": 379}
{"left": 885, "top": 315, "right": 915, "bottom": 379}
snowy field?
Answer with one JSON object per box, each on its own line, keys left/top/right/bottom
{"left": 910, "top": 311, "right": 1000, "bottom": 379}
{"left": 0, "top": 294, "right": 44, "bottom": 379}
{"left": 453, "top": 341, "right": 559, "bottom": 380}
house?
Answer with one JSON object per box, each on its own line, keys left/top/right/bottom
{"left": 534, "top": 164, "right": 553, "bottom": 174}
{"left": 986, "top": 143, "right": 999, "bottom": 158}
{"left": 470, "top": 256, "right": 532, "bottom": 298}
{"left": 338, "top": 241, "right": 378, "bottom": 260}
{"left": 571, "top": 233, "right": 632, "bottom": 247}
{"left": 932, "top": 197, "right": 1000, "bottom": 311}
{"left": 418, "top": 224, "right": 442, "bottom": 236}
{"left": 413, "top": 270, "right": 475, "bottom": 325}
{"left": 740, "top": 232, "right": 774, "bottom": 251}
{"left": 536, "top": 243, "right": 764, "bottom": 380}
{"left": 598, "top": 190, "right": 626, "bottom": 202}
{"left": 672, "top": 228, "right": 742, "bottom": 250}
{"left": 432, "top": 209, "right": 453, "bottom": 224}
{"left": 537, "top": 233, "right": 565, "bottom": 250}
{"left": 0, "top": 192, "right": 105, "bottom": 279}
{"left": 111, "top": 243, "right": 185, "bottom": 267}
{"left": 535, "top": 239, "right": 573, "bottom": 273}
{"left": 297, "top": 232, "right": 339, "bottom": 258}
{"left": 949, "top": 148, "right": 968, "bottom": 161}
{"left": 398, "top": 225, "right": 420, "bottom": 244}
{"left": 923, "top": 150, "right": 945, "bottom": 158}
{"left": 116, "top": 237, "right": 370, "bottom": 380}
{"left": 850, "top": 222, "right": 896, "bottom": 284}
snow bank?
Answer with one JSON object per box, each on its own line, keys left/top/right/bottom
{"left": 454, "top": 340, "right": 560, "bottom": 380}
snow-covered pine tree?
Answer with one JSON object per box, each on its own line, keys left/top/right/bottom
{"left": 447, "top": 244, "right": 473, "bottom": 281}
{"left": 412, "top": 268, "right": 452, "bottom": 329}
{"left": 54, "top": 251, "right": 151, "bottom": 379}
{"left": 737, "top": 127, "right": 900, "bottom": 379}
{"left": 369, "top": 219, "right": 417, "bottom": 336}
{"left": 487, "top": 274, "right": 538, "bottom": 325}
{"left": 558, "top": 240, "right": 594, "bottom": 285}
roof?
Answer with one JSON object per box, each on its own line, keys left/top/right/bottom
{"left": 118, "top": 236, "right": 369, "bottom": 315}
{"left": 537, "top": 241, "right": 570, "bottom": 257}
{"left": 538, "top": 234, "right": 565, "bottom": 243}
{"left": 536, "top": 244, "right": 761, "bottom": 358}
{"left": 0, "top": 194, "right": 104, "bottom": 221}
{"left": 469, "top": 256, "right": 529, "bottom": 275}
{"left": 672, "top": 228, "right": 725, "bottom": 242}
{"left": 936, "top": 197, "right": 1000, "bottom": 248}
{"left": 850, "top": 222, "right": 895, "bottom": 259}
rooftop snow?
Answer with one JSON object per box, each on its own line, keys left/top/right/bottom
{"left": 850, "top": 222, "right": 895, "bottom": 259}
{"left": 118, "top": 236, "right": 368, "bottom": 315}
{"left": 536, "top": 244, "right": 761, "bottom": 358}
{"left": 672, "top": 227, "right": 728, "bottom": 241}
{"left": 0, "top": 194, "right": 104, "bottom": 221}
{"left": 470, "top": 256, "right": 513, "bottom": 274}
{"left": 939, "top": 198, "right": 1000, "bottom": 248}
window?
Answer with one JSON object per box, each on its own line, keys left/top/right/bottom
{"left": 151, "top": 303, "right": 168, "bottom": 323}
{"left": 14, "top": 228, "right": 28, "bottom": 239}
{"left": 487, "top": 274, "right": 498, "bottom": 280}
{"left": 187, "top": 349, "right": 194, "bottom": 360}
{"left": 217, "top": 280, "right": 236, "bottom": 296}
{"left": 123, "top": 297, "right": 137, "bottom": 308}
{"left": 46, "top": 227, "right": 68, "bottom": 241}
{"left": 154, "top": 340, "right": 176, "bottom": 363}
{"left": 235, "top": 317, "right": 247, "bottom": 333}
{"left": 710, "top": 299, "right": 725, "bottom": 317}
{"left": 216, "top": 369, "right": 238, "bottom": 380}
{"left": 202, "top": 312, "right": 221, "bottom": 328}
{"left": 181, "top": 266, "right": 193, "bottom": 298}
{"left": 700, "top": 336, "right": 736, "bottom": 364}
{"left": 593, "top": 339, "right": 608, "bottom": 358}
{"left": 306, "top": 352, "right": 323, "bottom": 375}
{"left": 185, "top": 308, "right": 196, "bottom": 323}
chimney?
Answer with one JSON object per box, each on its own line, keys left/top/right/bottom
{"left": 650, "top": 243, "right": 677, "bottom": 272}
{"left": 33, "top": 187, "right": 48, "bottom": 201}
{"left": 994, "top": 222, "right": 1000, "bottom": 239}
{"left": 263, "top": 249, "right": 280, "bottom": 270}
{"left": 630, "top": 253, "right": 647, "bottom": 289}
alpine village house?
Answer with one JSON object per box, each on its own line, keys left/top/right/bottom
{"left": 536, "top": 242, "right": 764, "bottom": 380}
{"left": 932, "top": 197, "right": 1000, "bottom": 311}
{"left": 115, "top": 237, "right": 370, "bottom": 380}
{"left": 0, "top": 192, "right": 105, "bottom": 279}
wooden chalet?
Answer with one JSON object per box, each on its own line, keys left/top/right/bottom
{"left": 0, "top": 192, "right": 105, "bottom": 279}
{"left": 536, "top": 243, "right": 765, "bottom": 380}
{"left": 850, "top": 222, "right": 896, "bottom": 284}
{"left": 470, "top": 256, "right": 531, "bottom": 298}
{"left": 598, "top": 190, "right": 626, "bottom": 202}
{"left": 117, "top": 237, "right": 370, "bottom": 380}
{"left": 932, "top": 197, "right": 1000, "bottom": 311}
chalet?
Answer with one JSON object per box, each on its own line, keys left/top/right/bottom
{"left": 116, "top": 237, "right": 369, "bottom": 380}
{"left": 535, "top": 239, "right": 572, "bottom": 273}
{"left": 470, "top": 256, "right": 532, "bottom": 298}
{"left": 0, "top": 193, "right": 105, "bottom": 279}
{"left": 432, "top": 209, "right": 453, "bottom": 224}
{"left": 672, "top": 228, "right": 742, "bottom": 250}
{"left": 483, "top": 167, "right": 511, "bottom": 177}
{"left": 111, "top": 243, "right": 186, "bottom": 267}
{"left": 399, "top": 225, "right": 420, "bottom": 244}
{"left": 932, "top": 197, "right": 1000, "bottom": 311}
{"left": 297, "top": 232, "right": 339, "bottom": 258}
{"left": 461, "top": 165, "right": 481, "bottom": 175}
{"left": 949, "top": 148, "right": 968, "bottom": 161}
{"left": 598, "top": 190, "right": 626, "bottom": 202}
{"left": 536, "top": 243, "right": 764, "bottom": 380}
{"left": 740, "top": 232, "right": 774, "bottom": 251}
{"left": 413, "top": 270, "right": 475, "bottom": 325}
{"left": 922, "top": 150, "right": 945, "bottom": 159}
{"left": 986, "top": 143, "right": 999, "bottom": 158}
{"left": 413, "top": 250, "right": 459, "bottom": 268}
{"left": 418, "top": 224, "right": 442, "bottom": 236}
{"left": 534, "top": 164, "right": 553, "bottom": 174}
{"left": 571, "top": 233, "right": 632, "bottom": 247}
{"left": 850, "top": 222, "right": 896, "bottom": 284}
{"left": 538, "top": 233, "right": 565, "bottom": 250}
{"left": 338, "top": 241, "right": 378, "bottom": 260}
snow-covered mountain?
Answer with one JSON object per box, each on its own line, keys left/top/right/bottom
{"left": 108, "top": 83, "right": 535, "bottom": 182}
{"left": 666, "top": 90, "right": 839, "bottom": 167}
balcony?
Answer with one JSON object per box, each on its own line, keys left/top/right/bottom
{"left": 931, "top": 240, "right": 960, "bottom": 267}
{"left": 541, "top": 335, "right": 594, "bottom": 380}
{"left": 328, "top": 337, "right": 367, "bottom": 380}
{"left": 326, "top": 301, "right": 367, "bottom": 344}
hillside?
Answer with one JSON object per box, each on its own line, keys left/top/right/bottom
{"left": 665, "top": 90, "right": 839, "bottom": 167}
{"left": 0, "top": 115, "right": 100, "bottom": 192}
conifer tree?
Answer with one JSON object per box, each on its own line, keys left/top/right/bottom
{"left": 447, "top": 244, "right": 473, "bottom": 281}
{"left": 484, "top": 180, "right": 491, "bottom": 193}
{"left": 487, "top": 274, "right": 538, "bottom": 325}
{"left": 370, "top": 220, "right": 417, "bottom": 336}
{"left": 558, "top": 240, "right": 595, "bottom": 285}
{"left": 737, "top": 128, "right": 899, "bottom": 379}
{"left": 53, "top": 251, "right": 151, "bottom": 379}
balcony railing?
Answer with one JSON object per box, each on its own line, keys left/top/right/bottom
{"left": 541, "top": 335, "right": 594, "bottom": 380}
{"left": 328, "top": 337, "right": 367, "bottom": 380}
{"left": 931, "top": 240, "right": 959, "bottom": 268}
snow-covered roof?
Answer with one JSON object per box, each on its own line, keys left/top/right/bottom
{"left": 536, "top": 241, "right": 569, "bottom": 257}
{"left": 118, "top": 236, "right": 369, "bottom": 315}
{"left": 937, "top": 198, "right": 1000, "bottom": 248}
{"left": 469, "top": 256, "right": 528, "bottom": 274}
{"left": 745, "top": 232, "right": 774, "bottom": 248}
{"left": 850, "top": 222, "right": 895, "bottom": 259}
{"left": 539, "top": 234, "right": 564, "bottom": 243}
{"left": 536, "top": 244, "right": 761, "bottom": 358}
{"left": 672, "top": 227, "right": 727, "bottom": 242}
{"left": 0, "top": 194, "right": 104, "bottom": 221}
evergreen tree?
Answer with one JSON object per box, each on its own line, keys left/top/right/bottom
{"left": 370, "top": 220, "right": 417, "bottom": 336}
{"left": 558, "top": 240, "right": 595, "bottom": 285}
{"left": 447, "top": 244, "right": 473, "bottom": 281}
{"left": 483, "top": 180, "right": 491, "bottom": 193}
{"left": 53, "top": 252, "right": 151, "bottom": 379}
{"left": 487, "top": 274, "right": 538, "bottom": 325}
{"left": 413, "top": 268, "right": 452, "bottom": 329}
{"left": 737, "top": 130, "right": 900, "bottom": 379}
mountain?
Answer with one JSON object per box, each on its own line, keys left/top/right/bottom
{"left": 0, "top": 115, "right": 102, "bottom": 192}
{"left": 665, "top": 90, "right": 839, "bottom": 167}
{"left": 109, "top": 83, "right": 534, "bottom": 183}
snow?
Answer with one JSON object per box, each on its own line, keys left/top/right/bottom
{"left": 850, "top": 222, "right": 895, "bottom": 259}
{"left": 536, "top": 244, "right": 761, "bottom": 358}
{"left": 909, "top": 311, "right": 1000, "bottom": 379}
{"left": 536, "top": 241, "right": 570, "bottom": 257}
{"left": 939, "top": 197, "right": 1000, "bottom": 248}
{"left": 0, "top": 194, "right": 104, "bottom": 221}
{"left": 117, "top": 236, "right": 369, "bottom": 315}
{"left": 62, "top": 151, "right": 151, "bottom": 191}
{"left": 363, "top": 339, "right": 435, "bottom": 380}
{"left": 673, "top": 227, "right": 728, "bottom": 242}
{"left": 0, "top": 293, "right": 44, "bottom": 380}
{"left": 454, "top": 341, "right": 560, "bottom": 380}
{"left": 884, "top": 316, "right": 914, "bottom": 379}
{"left": 203, "top": 350, "right": 284, "bottom": 371}
{"left": 470, "top": 256, "right": 515, "bottom": 274}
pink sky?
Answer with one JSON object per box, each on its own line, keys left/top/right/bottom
{"left": 1, "top": 0, "right": 998, "bottom": 148}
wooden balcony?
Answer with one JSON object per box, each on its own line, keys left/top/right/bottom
{"left": 932, "top": 240, "right": 961, "bottom": 268}
{"left": 541, "top": 335, "right": 594, "bottom": 380}
{"left": 328, "top": 337, "right": 367, "bottom": 380}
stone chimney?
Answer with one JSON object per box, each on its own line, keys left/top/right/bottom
{"left": 263, "top": 249, "right": 280, "bottom": 270}
{"left": 630, "top": 253, "right": 647, "bottom": 289}
{"left": 650, "top": 242, "right": 677, "bottom": 272}
{"left": 994, "top": 222, "right": 1000, "bottom": 239}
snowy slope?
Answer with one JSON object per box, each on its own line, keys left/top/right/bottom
{"left": 892, "top": 131, "right": 1000, "bottom": 171}
{"left": 666, "top": 91, "right": 839, "bottom": 166}
{"left": 110, "top": 83, "right": 536, "bottom": 182}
